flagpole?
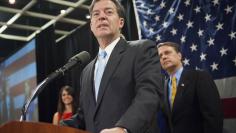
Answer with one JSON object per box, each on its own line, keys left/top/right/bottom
{"left": 132, "top": 0, "right": 142, "bottom": 40}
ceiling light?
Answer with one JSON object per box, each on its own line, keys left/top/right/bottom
{"left": 86, "top": 14, "right": 91, "bottom": 19}
{"left": 60, "top": 10, "right": 66, "bottom": 14}
{"left": 9, "top": 0, "right": 15, "bottom": 4}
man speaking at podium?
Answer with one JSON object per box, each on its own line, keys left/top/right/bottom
{"left": 77, "top": 0, "right": 163, "bottom": 133}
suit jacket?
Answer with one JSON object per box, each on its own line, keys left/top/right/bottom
{"left": 79, "top": 38, "right": 164, "bottom": 133}
{"left": 162, "top": 69, "right": 223, "bottom": 133}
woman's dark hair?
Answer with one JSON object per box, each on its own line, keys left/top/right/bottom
{"left": 57, "top": 85, "right": 78, "bottom": 116}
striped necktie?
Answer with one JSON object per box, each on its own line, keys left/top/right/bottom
{"left": 94, "top": 50, "right": 107, "bottom": 101}
{"left": 171, "top": 76, "right": 177, "bottom": 107}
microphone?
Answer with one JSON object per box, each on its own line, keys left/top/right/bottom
{"left": 20, "top": 51, "right": 90, "bottom": 121}
{"left": 57, "top": 51, "right": 90, "bottom": 75}
{"left": 48, "top": 51, "right": 90, "bottom": 80}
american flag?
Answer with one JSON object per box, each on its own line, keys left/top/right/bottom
{"left": 134, "top": 0, "right": 236, "bottom": 80}
{"left": 134, "top": 0, "right": 236, "bottom": 131}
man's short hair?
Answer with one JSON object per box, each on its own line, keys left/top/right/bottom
{"left": 157, "top": 42, "right": 181, "bottom": 53}
{"left": 89, "top": 0, "right": 125, "bottom": 19}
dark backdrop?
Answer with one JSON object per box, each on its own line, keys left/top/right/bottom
{"left": 0, "top": 39, "right": 25, "bottom": 63}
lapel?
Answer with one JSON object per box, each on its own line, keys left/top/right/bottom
{"left": 162, "top": 78, "right": 174, "bottom": 132}
{"left": 94, "top": 38, "right": 127, "bottom": 113}
{"left": 164, "top": 78, "right": 171, "bottom": 114}
{"left": 163, "top": 78, "right": 172, "bottom": 117}
{"left": 86, "top": 59, "right": 97, "bottom": 107}
{"left": 171, "top": 69, "right": 190, "bottom": 115}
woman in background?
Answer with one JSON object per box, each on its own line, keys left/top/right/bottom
{"left": 53, "top": 85, "right": 78, "bottom": 125}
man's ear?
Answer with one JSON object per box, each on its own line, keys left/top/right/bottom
{"left": 178, "top": 52, "right": 182, "bottom": 60}
{"left": 119, "top": 18, "right": 124, "bottom": 28}
{"left": 90, "top": 21, "right": 93, "bottom": 32}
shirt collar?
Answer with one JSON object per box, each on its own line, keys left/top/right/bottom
{"left": 170, "top": 67, "right": 183, "bottom": 84}
{"left": 98, "top": 37, "right": 120, "bottom": 59}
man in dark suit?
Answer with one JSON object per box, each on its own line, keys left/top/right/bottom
{"left": 157, "top": 42, "right": 223, "bottom": 133}
{"left": 78, "top": 0, "right": 164, "bottom": 133}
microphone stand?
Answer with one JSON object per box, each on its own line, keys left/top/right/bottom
{"left": 20, "top": 71, "right": 61, "bottom": 121}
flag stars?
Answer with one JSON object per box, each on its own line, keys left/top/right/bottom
{"left": 143, "top": 21, "right": 147, "bottom": 27}
{"left": 194, "top": 6, "right": 201, "bottom": 14}
{"left": 170, "top": 28, "right": 177, "bottom": 36}
{"left": 216, "top": 22, "right": 224, "bottom": 31}
{"left": 233, "top": 57, "right": 236, "bottom": 66}
{"left": 155, "top": 15, "right": 160, "bottom": 22}
{"left": 207, "top": 37, "right": 215, "bottom": 46}
{"left": 160, "top": 1, "right": 166, "bottom": 9}
{"left": 148, "top": 28, "right": 154, "bottom": 34}
{"left": 198, "top": 29, "right": 204, "bottom": 37}
{"left": 205, "top": 14, "right": 211, "bottom": 22}
{"left": 136, "top": 1, "right": 236, "bottom": 74}
{"left": 190, "top": 43, "right": 197, "bottom": 52}
{"left": 200, "top": 53, "right": 207, "bottom": 61}
{"left": 186, "top": 21, "right": 194, "bottom": 28}
{"left": 183, "top": 58, "right": 190, "bottom": 66}
{"left": 220, "top": 47, "right": 228, "bottom": 56}
{"left": 184, "top": 0, "right": 191, "bottom": 7}
{"left": 169, "top": 8, "right": 175, "bottom": 14}
{"left": 224, "top": 5, "right": 233, "bottom": 14}
{"left": 212, "top": 0, "right": 219, "bottom": 6}
{"left": 156, "top": 35, "right": 161, "bottom": 41}
{"left": 162, "top": 21, "right": 169, "bottom": 28}
{"left": 139, "top": 3, "right": 145, "bottom": 8}
{"left": 180, "top": 35, "right": 186, "bottom": 43}
{"left": 147, "top": 9, "right": 153, "bottom": 15}
{"left": 177, "top": 14, "right": 184, "bottom": 21}
{"left": 210, "top": 62, "right": 219, "bottom": 71}
{"left": 195, "top": 66, "right": 200, "bottom": 70}
{"left": 228, "top": 31, "right": 236, "bottom": 40}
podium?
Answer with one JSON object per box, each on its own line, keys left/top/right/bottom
{"left": 0, "top": 121, "right": 89, "bottom": 133}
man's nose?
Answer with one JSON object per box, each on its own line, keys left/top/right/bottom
{"left": 98, "top": 12, "right": 107, "bottom": 21}
{"left": 161, "top": 54, "right": 167, "bottom": 60}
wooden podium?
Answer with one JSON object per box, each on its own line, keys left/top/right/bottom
{"left": 0, "top": 121, "right": 89, "bottom": 133}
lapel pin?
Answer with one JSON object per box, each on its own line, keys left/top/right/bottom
{"left": 181, "top": 83, "right": 184, "bottom": 87}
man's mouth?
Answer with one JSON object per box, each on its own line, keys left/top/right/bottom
{"left": 97, "top": 23, "right": 108, "bottom": 28}
{"left": 163, "top": 61, "right": 170, "bottom": 65}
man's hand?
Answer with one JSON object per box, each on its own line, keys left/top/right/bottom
{"left": 100, "top": 127, "right": 127, "bottom": 133}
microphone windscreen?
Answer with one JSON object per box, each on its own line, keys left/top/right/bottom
{"left": 69, "top": 51, "right": 90, "bottom": 65}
